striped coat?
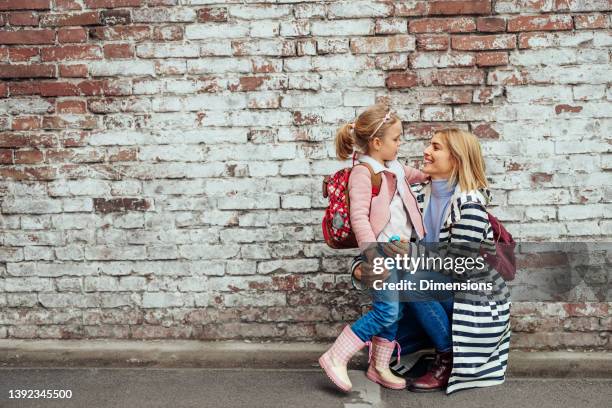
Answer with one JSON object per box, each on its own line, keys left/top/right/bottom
{"left": 410, "top": 181, "right": 512, "bottom": 394}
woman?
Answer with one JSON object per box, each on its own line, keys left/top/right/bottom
{"left": 352, "top": 128, "right": 511, "bottom": 394}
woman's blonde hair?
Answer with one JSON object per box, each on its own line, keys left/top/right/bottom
{"left": 335, "top": 103, "right": 401, "bottom": 160}
{"left": 435, "top": 128, "right": 488, "bottom": 192}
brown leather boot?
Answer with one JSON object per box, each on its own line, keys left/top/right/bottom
{"left": 408, "top": 350, "right": 452, "bottom": 392}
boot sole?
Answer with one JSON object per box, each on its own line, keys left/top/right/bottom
{"left": 366, "top": 369, "right": 406, "bottom": 390}
{"left": 407, "top": 385, "right": 445, "bottom": 393}
{"left": 318, "top": 355, "right": 351, "bottom": 393}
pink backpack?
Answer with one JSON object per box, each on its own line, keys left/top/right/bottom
{"left": 322, "top": 160, "right": 381, "bottom": 249}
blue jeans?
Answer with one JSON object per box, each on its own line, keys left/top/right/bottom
{"left": 351, "top": 299, "right": 401, "bottom": 342}
{"left": 351, "top": 267, "right": 403, "bottom": 342}
{"left": 352, "top": 267, "right": 454, "bottom": 351}
{"left": 402, "top": 297, "right": 453, "bottom": 353}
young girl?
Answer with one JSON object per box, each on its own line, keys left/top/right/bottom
{"left": 319, "top": 104, "right": 428, "bottom": 392}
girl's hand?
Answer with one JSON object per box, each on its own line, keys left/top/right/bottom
{"left": 353, "top": 265, "right": 362, "bottom": 281}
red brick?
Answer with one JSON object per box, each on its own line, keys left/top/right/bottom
{"left": 84, "top": 0, "right": 142, "bottom": 8}
{"left": 228, "top": 76, "right": 267, "bottom": 92}
{"left": 0, "top": 82, "right": 7, "bottom": 97}
{"left": 452, "top": 34, "right": 516, "bottom": 50}
{"left": 8, "top": 81, "right": 41, "bottom": 95}
{"left": 404, "top": 123, "right": 456, "bottom": 139}
{"left": 55, "top": 0, "right": 81, "bottom": 11}
{"left": 42, "top": 115, "right": 98, "bottom": 129}
{"left": 76, "top": 80, "right": 105, "bottom": 96}
{"left": 0, "top": 132, "right": 55, "bottom": 147}
{"left": 0, "top": 149, "right": 12, "bottom": 164}
{"left": 574, "top": 14, "right": 608, "bottom": 29}
{"left": 0, "top": 166, "right": 57, "bottom": 180}
{"left": 0, "top": 0, "right": 50, "bottom": 10}
{"left": 11, "top": 116, "right": 40, "bottom": 130}
{"left": 476, "top": 51, "right": 508, "bottom": 66}
{"left": 531, "top": 172, "right": 553, "bottom": 184}
{"left": 0, "top": 29, "right": 55, "bottom": 44}
{"left": 59, "top": 64, "right": 88, "bottom": 77}
{"left": 476, "top": 17, "right": 506, "bottom": 32}
{"left": 555, "top": 104, "right": 583, "bottom": 114}
{"left": 394, "top": 1, "right": 428, "bottom": 16}
{"left": 14, "top": 149, "right": 44, "bottom": 164}
{"left": 416, "top": 34, "right": 449, "bottom": 50}
{"left": 409, "top": 17, "right": 476, "bottom": 33}
{"left": 57, "top": 100, "right": 87, "bottom": 114}
{"left": 386, "top": 72, "right": 418, "bottom": 89}
{"left": 89, "top": 25, "right": 150, "bottom": 41}
{"left": 94, "top": 198, "right": 151, "bottom": 213}
{"left": 38, "top": 82, "right": 80, "bottom": 96}
{"left": 427, "top": 0, "right": 491, "bottom": 15}
{"left": 41, "top": 12, "right": 101, "bottom": 27}
{"left": 7, "top": 11, "right": 39, "bottom": 25}
{"left": 41, "top": 45, "right": 102, "bottom": 61}
{"left": 100, "top": 9, "right": 131, "bottom": 25}
{"left": 108, "top": 147, "right": 137, "bottom": 162}
{"left": 0, "top": 64, "right": 55, "bottom": 78}
{"left": 508, "top": 15, "right": 573, "bottom": 32}
{"left": 472, "top": 123, "right": 499, "bottom": 139}
{"left": 9, "top": 47, "right": 39, "bottom": 62}
{"left": 197, "top": 6, "right": 228, "bottom": 22}
{"left": 104, "top": 43, "right": 132, "bottom": 59}
{"left": 563, "top": 303, "right": 608, "bottom": 318}
{"left": 432, "top": 68, "right": 485, "bottom": 85}
{"left": 58, "top": 27, "right": 87, "bottom": 43}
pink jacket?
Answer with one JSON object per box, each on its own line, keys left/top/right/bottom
{"left": 349, "top": 160, "right": 428, "bottom": 251}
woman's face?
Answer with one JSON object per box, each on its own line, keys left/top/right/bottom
{"left": 423, "top": 133, "right": 455, "bottom": 179}
{"left": 372, "top": 120, "right": 402, "bottom": 161}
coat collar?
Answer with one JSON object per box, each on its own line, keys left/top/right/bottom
{"left": 357, "top": 154, "right": 404, "bottom": 175}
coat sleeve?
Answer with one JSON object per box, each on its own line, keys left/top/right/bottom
{"left": 447, "top": 201, "right": 489, "bottom": 275}
{"left": 403, "top": 164, "right": 429, "bottom": 184}
{"left": 348, "top": 165, "right": 377, "bottom": 251}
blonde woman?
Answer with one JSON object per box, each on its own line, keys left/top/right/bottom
{"left": 352, "top": 128, "right": 511, "bottom": 394}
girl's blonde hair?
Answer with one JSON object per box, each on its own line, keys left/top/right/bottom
{"left": 435, "top": 128, "right": 488, "bottom": 192}
{"left": 335, "top": 103, "right": 401, "bottom": 160}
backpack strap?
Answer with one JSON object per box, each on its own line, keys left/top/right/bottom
{"left": 344, "top": 162, "right": 383, "bottom": 208}
{"left": 357, "top": 162, "right": 382, "bottom": 196}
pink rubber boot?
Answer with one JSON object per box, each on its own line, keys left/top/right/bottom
{"left": 365, "top": 336, "right": 406, "bottom": 390}
{"left": 318, "top": 325, "right": 366, "bottom": 392}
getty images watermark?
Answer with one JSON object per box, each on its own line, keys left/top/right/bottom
{"left": 370, "top": 252, "right": 492, "bottom": 292}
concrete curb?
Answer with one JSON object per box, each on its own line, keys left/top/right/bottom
{"left": 0, "top": 340, "right": 610, "bottom": 378}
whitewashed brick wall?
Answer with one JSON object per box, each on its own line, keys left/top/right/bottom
{"left": 0, "top": 1, "right": 610, "bottom": 347}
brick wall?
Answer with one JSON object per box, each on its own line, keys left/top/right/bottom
{"left": 0, "top": 1, "right": 610, "bottom": 348}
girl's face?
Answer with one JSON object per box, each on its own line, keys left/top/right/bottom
{"left": 371, "top": 120, "right": 402, "bottom": 161}
{"left": 423, "top": 133, "right": 455, "bottom": 179}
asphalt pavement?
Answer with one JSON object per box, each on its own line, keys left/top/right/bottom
{"left": 1, "top": 367, "right": 610, "bottom": 408}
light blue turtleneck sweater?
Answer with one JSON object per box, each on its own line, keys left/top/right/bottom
{"left": 423, "top": 179, "right": 456, "bottom": 243}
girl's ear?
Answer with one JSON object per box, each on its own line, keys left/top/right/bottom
{"left": 371, "top": 137, "right": 382, "bottom": 151}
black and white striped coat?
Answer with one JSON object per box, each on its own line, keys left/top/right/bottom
{"left": 350, "top": 182, "right": 512, "bottom": 394}
{"left": 411, "top": 181, "right": 512, "bottom": 394}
